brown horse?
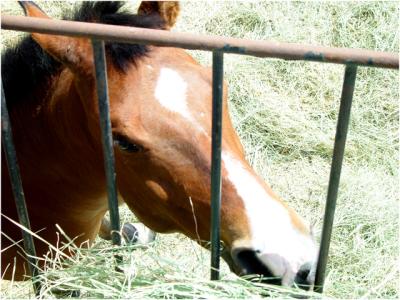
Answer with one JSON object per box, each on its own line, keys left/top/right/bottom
{"left": 1, "top": 1, "right": 317, "bottom": 288}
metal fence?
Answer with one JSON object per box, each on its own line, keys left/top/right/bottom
{"left": 1, "top": 15, "right": 398, "bottom": 296}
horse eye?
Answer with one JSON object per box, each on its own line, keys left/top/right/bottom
{"left": 113, "top": 136, "right": 142, "bottom": 153}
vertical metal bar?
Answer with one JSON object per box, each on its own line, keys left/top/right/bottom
{"left": 91, "top": 40, "right": 121, "bottom": 247}
{"left": 1, "top": 82, "right": 41, "bottom": 295}
{"left": 210, "top": 50, "right": 224, "bottom": 280}
{"left": 314, "top": 65, "right": 358, "bottom": 292}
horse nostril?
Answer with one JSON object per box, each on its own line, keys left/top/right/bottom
{"left": 233, "top": 250, "right": 282, "bottom": 285}
{"left": 296, "top": 268, "right": 310, "bottom": 281}
{"left": 294, "top": 262, "right": 312, "bottom": 289}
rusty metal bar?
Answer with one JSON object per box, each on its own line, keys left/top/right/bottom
{"left": 1, "top": 82, "right": 41, "bottom": 295}
{"left": 1, "top": 15, "right": 398, "bottom": 69}
{"left": 314, "top": 65, "right": 358, "bottom": 292}
{"left": 210, "top": 50, "right": 224, "bottom": 280}
{"left": 91, "top": 40, "right": 121, "bottom": 247}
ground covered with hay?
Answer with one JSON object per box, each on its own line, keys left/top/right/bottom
{"left": 1, "top": 1, "right": 398, "bottom": 299}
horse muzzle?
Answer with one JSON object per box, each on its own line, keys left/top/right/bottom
{"left": 222, "top": 247, "right": 315, "bottom": 290}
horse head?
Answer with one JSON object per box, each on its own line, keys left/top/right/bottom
{"left": 19, "top": 1, "right": 317, "bottom": 288}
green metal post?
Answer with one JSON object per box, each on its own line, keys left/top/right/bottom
{"left": 1, "top": 83, "right": 41, "bottom": 295}
{"left": 314, "top": 65, "right": 358, "bottom": 292}
{"left": 210, "top": 50, "right": 224, "bottom": 280}
{"left": 91, "top": 40, "right": 121, "bottom": 247}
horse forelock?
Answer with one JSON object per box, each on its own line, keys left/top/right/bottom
{"left": 69, "top": 1, "right": 166, "bottom": 71}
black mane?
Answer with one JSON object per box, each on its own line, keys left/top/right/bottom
{"left": 2, "top": 1, "right": 165, "bottom": 107}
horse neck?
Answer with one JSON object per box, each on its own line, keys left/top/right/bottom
{"left": 9, "top": 69, "right": 108, "bottom": 205}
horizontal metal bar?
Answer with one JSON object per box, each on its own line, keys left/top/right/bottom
{"left": 1, "top": 82, "right": 41, "bottom": 295}
{"left": 210, "top": 50, "right": 224, "bottom": 280}
{"left": 1, "top": 15, "right": 398, "bottom": 69}
{"left": 91, "top": 40, "right": 121, "bottom": 247}
{"left": 314, "top": 65, "right": 358, "bottom": 293}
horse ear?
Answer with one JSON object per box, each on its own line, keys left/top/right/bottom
{"left": 18, "top": 1, "right": 48, "bottom": 18}
{"left": 138, "top": 1, "right": 180, "bottom": 30}
{"left": 18, "top": 1, "right": 92, "bottom": 74}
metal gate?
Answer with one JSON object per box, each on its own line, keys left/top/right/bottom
{"left": 1, "top": 14, "right": 398, "bottom": 296}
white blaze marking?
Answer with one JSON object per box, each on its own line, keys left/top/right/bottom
{"left": 155, "top": 68, "right": 191, "bottom": 120}
{"left": 222, "top": 151, "right": 317, "bottom": 279}
{"left": 154, "top": 68, "right": 208, "bottom": 135}
{"left": 222, "top": 151, "right": 292, "bottom": 247}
